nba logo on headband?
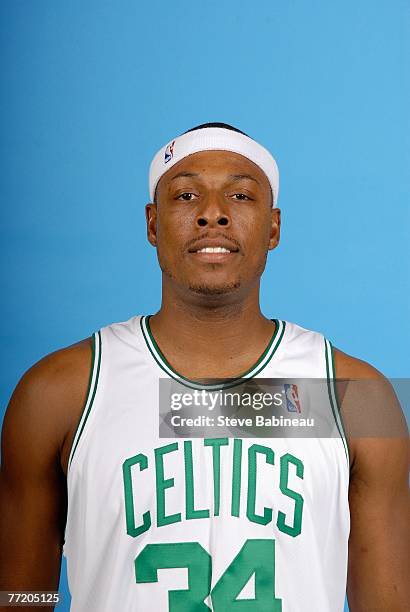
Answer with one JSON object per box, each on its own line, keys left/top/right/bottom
{"left": 164, "top": 140, "right": 175, "bottom": 164}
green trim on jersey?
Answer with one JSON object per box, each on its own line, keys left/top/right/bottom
{"left": 140, "top": 316, "right": 286, "bottom": 391}
{"left": 68, "top": 331, "right": 102, "bottom": 472}
{"left": 324, "top": 338, "right": 350, "bottom": 466}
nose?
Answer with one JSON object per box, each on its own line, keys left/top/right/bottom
{"left": 195, "top": 195, "right": 231, "bottom": 228}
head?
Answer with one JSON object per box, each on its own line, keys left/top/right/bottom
{"left": 146, "top": 123, "right": 281, "bottom": 301}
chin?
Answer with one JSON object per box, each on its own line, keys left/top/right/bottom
{"left": 187, "top": 280, "right": 241, "bottom": 296}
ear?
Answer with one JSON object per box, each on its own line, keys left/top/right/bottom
{"left": 145, "top": 203, "right": 158, "bottom": 247}
{"left": 268, "top": 207, "right": 281, "bottom": 250}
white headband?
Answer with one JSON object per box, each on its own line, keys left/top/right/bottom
{"left": 149, "top": 127, "right": 279, "bottom": 206}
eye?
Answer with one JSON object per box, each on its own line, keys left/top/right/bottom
{"left": 176, "top": 192, "right": 197, "bottom": 201}
{"left": 231, "top": 193, "right": 251, "bottom": 201}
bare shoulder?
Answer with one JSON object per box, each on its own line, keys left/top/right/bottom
{"left": 5, "top": 337, "right": 92, "bottom": 425}
{"left": 333, "top": 346, "right": 385, "bottom": 379}
{"left": 1, "top": 338, "right": 93, "bottom": 478}
{"left": 332, "top": 346, "right": 408, "bottom": 472}
{"left": 332, "top": 346, "right": 399, "bottom": 425}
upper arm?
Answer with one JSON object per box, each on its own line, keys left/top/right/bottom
{"left": 333, "top": 348, "right": 410, "bottom": 611}
{"left": 0, "top": 339, "right": 91, "bottom": 599}
{"left": 347, "top": 435, "right": 409, "bottom": 611}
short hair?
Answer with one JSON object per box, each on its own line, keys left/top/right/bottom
{"left": 183, "top": 122, "right": 249, "bottom": 137}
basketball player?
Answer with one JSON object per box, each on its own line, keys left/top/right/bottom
{"left": 0, "top": 123, "right": 409, "bottom": 611}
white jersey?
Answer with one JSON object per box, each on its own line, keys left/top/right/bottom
{"left": 63, "top": 315, "right": 350, "bottom": 611}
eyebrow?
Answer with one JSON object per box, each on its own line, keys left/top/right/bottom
{"left": 227, "top": 173, "right": 260, "bottom": 184}
{"left": 170, "top": 172, "right": 259, "bottom": 184}
{"left": 170, "top": 172, "right": 200, "bottom": 181}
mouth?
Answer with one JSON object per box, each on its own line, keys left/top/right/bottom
{"left": 188, "top": 244, "right": 240, "bottom": 263}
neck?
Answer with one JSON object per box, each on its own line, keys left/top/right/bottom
{"left": 148, "top": 278, "right": 275, "bottom": 379}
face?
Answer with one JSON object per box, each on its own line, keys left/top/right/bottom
{"left": 146, "top": 150, "right": 280, "bottom": 297}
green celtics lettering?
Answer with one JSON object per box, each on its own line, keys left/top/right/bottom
{"left": 122, "top": 439, "right": 304, "bottom": 539}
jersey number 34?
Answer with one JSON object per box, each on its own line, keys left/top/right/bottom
{"left": 135, "top": 538, "right": 282, "bottom": 611}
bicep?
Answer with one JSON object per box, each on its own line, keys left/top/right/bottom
{"left": 332, "top": 348, "right": 410, "bottom": 609}
{"left": 347, "top": 436, "right": 410, "bottom": 611}
{"left": 0, "top": 366, "right": 68, "bottom": 592}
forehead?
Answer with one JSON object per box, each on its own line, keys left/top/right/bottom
{"left": 156, "top": 150, "right": 270, "bottom": 191}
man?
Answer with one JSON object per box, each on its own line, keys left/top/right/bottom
{"left": 0, "top": 123, "right": 408, "bottom": 611}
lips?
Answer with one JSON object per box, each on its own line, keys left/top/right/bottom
{"left": 187, "top": 240, "right": 240, "bottom": 264}
{"left": 187, "top": 239, "right": 240, "bottom": 254}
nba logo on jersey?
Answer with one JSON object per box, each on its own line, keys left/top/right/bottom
{"left": 164, "top": 140, "right": 175, "bottom": 163}
{"left": 284, "top": 383, "right": 301, "bottom": 413}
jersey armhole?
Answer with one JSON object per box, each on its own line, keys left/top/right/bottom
{"left": 67, "top": 330, "right": 102, "bottom": 473}
{"left": 324, "top": 338, "right": 351, "bottom": 468}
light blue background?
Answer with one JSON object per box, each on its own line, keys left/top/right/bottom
{"left": 1, "top": 2, "right": 409, "bottom": 610}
